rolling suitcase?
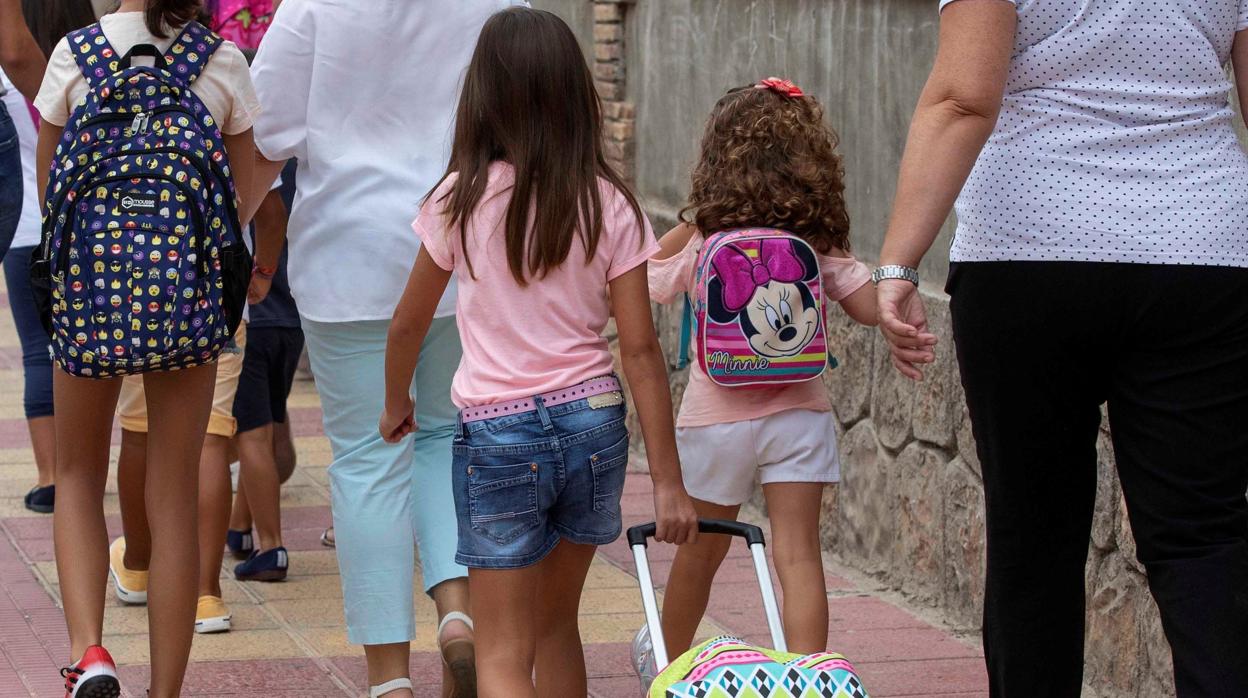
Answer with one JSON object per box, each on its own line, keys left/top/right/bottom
{"left": 628, "top": 519, "right": 869, "bottom": 698}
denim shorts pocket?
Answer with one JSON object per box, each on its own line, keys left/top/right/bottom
{"left": 590, "top": 433, "right": 629, "bottom": 517}
{"left": 0, "top": 133, "right": 15, "bottom": 155}
{"left": 467, "top": 461, "right": 540, "bottom": 544}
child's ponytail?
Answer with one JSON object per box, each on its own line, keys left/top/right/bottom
{"left": 145, "top": 0, "right": 202, "bottom": 38}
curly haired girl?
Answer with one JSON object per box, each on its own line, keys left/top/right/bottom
{"left": 641, "top": 78, "right": 878, "bottom": 667}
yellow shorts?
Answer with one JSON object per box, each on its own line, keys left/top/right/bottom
{"left": 117, "top": 323, "right": 247, "bottom": 437}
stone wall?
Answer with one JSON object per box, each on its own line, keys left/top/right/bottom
{"left": 525, "top": 1, "right": 1226, "bottom": 695}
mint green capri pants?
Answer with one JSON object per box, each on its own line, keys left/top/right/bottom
{"left": 301, "top": 316, "right": 465, "bottom": 646}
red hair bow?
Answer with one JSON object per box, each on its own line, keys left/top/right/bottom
{"left": 756, "top": 77, "right": 804, "bottom": 98}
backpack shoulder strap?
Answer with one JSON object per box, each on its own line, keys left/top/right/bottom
{"left": 676, "top": 295, "right": 692, "bottom": 370}
{"left": 67, "top": 24, "right": 122, "bottom": 89}
{"left": 162, "top": 21, "right": 224, "bottom": 86}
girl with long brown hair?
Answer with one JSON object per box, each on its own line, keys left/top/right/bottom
{"left": 32, "top": 0, "right": 257, "bottom": 694}
{"left": 380, "top": 7, "right": 698, "bottom": 697}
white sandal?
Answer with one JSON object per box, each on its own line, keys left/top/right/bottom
{"left": 369, "top": 677, "right": 413, "bottom": 698}
{"left": 438, "top": 612, "right": 476, "bottom": 697}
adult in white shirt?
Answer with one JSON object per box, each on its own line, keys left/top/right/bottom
{"left": 243, "top": 2, "right": 526, "bottom": 696}
{"left": 877, "top": 0, "right": 1248, "bottom": 695}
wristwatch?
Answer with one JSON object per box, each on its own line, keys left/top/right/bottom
{"left": 871, "top": 265, "right": 920, "bottom": 286}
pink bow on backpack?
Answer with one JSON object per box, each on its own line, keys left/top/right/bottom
{"left": 712, "top": 240, "right": 807, "bottom": 312}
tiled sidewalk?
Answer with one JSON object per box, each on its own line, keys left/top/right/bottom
{"left": 0, "top": 288, "right": 987, "bottom": 697}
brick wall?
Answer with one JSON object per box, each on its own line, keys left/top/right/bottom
{"left": 591, "top": 0, "right": 637, "bottom": 181}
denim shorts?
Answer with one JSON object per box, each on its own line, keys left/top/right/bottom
{"left": 452, "top": 390, "right": 629, "bottom": 569}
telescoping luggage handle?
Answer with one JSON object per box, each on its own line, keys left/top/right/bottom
{"left": 627, "top": 519, "right": 787, "bottom": 669}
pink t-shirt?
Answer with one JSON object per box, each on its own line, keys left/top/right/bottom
{"left": 649, "top": 232, "right": 871, "bottom": 428}
{"left": 414, "top": 162, "right": 659, "bottom": 408}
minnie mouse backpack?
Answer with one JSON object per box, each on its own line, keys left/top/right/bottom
{"left": 683, "top": 228, "right": 834, "bottom": 387}
{"left": 31, "top": 22, "right": 250, "bottom": 378}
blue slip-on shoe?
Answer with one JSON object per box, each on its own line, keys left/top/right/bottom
{"left": 234, "top": 546, "right": 288, "bottom": 582}
{"left": 24, "top": 485, "right": 54, "bottom": 514}
{"left": 226, "top": 529, "right": 254, "bottom": 560}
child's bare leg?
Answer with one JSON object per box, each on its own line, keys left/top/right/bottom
{"left": 273, "top": 419, "right": 298, "bottom": 484}
{"left": 143, "top": 363, "right": 215, "bottom": 696}
{"left": 762, "top": 481, "right": 828, "bottom": 653}
{"left": 228, "top": 476, "right": 252, "bottom": 532}
{"left": 534, "top": 541, "right": 596, "bottom": 697}
{"left": 198, "top": 434, "right": 232, "bottom": 598}
{"left": 237, "top": 424, "right": 284, "bottom": 550}
{"left": 469, "top": 565, "right": 541, "bottom": 698}
{"left": 659, "top": 499, "right": 740, "bottom": 657}
{"left": 116, "top": 429, "right": 151, "bottom": 570}
{"left": 29, "top": 416, "right": 55, "bottom": 487}
{"left": 52, "top": 372, "right": 122, "bottom": 661}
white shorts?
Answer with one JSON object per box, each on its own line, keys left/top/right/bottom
{"left": 675, "top": 408, "right": 840, "bottom": 506}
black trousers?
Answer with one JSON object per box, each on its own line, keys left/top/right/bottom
{"left": 948, "top": 262, "right": 1248, "bottom": 698}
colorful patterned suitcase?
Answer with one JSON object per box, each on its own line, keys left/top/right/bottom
{"left": 628, "top": 520, "right": 869, "bottom": 698}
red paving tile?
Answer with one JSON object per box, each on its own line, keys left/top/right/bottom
{"left": 118, "top": 658, "right": 350, "bottom": 696}
{"left": 584, "top": 641, "right": 634, "bottom": 677}
{"left": 0, "top": 531, "right": 70, "bottom": 697}
{"left": 329, "top": 653, "right": 444, "bottom": 693}
{"left": 851, "top": 658, "right": 989, "bottom": 697}
{"left": 0, "top": 346, "right": 21, "bottom": 370}
{"left": 0, "top": 419, "right": 33, "bottom": 449}
{"left": 288, "top": 407, "right": 326, "bottom": 438}
{"left": 591, "top": 674, "right": 646, "bottom": 697}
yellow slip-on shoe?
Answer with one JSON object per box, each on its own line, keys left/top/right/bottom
{"left": 108, "top": 537, "right": 148, "bottom": 605}
{"left": 195, "top": 595, "right": 231, "bottom": 634}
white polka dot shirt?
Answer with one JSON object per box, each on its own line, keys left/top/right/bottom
{"left": 940, "top": 0, "right": 1248, "bottom": 266}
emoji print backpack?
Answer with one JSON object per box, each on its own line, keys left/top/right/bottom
{"left": 31, "top": 22, "right": 250, "bottom": 379}
{"left": 689, "top": 229, "right": 831, "bottom": 387}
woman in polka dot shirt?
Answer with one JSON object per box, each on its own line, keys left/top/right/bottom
{"left": 877, "top": 0, "right": 1248, "bottom": 695}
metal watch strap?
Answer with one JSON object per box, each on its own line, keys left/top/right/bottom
{"left": 872, "top": 265, "right": 920, "bottom": 286}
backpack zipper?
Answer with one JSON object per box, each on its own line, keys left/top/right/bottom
{"left": 77, "top": 104, "right": 189, "bottom": 135}
{"left": 128, "top": 112, "right": 151, "bottom": 135}
{"left": 44, "top": 144, "right": 232, "bottom": 253}
{"left": 53, "top": 172, "right": 207, "bottom": 277}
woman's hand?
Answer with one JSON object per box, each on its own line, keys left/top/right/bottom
{"left": 877, "top": 279, "right": 938, "bottom": 380}
{"left": 379, "top": 395, "right": 417, "bottom": 444}
{"left": 653, "top": 480, "right": 699, "bottom": 545}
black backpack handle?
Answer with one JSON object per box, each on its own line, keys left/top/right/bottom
{"left": 118, "top": 44, "right": 169, "bottom": 71}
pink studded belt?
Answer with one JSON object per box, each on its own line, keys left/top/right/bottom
{"left": 460, "top": 376, "right": 622, "bottom": 424}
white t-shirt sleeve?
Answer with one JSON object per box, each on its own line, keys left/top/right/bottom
{"left": 33, "top": 36, "right": 79, "bottom": 127}
{"left": 250, "top": 1, "right": 314, "bottom": 161}
{"left": 939, "top": 0, "right": 1016, "bottom": 11}
{"left": 213, "top": 42, "right": 261, "bottom": 135}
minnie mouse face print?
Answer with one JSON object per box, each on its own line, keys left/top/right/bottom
{"left": 707, "top": 238, "right": 821, "bottom": 359}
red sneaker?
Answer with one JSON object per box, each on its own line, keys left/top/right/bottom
{"left": 61, "top": 645, "right": 120, "bottom": 698}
